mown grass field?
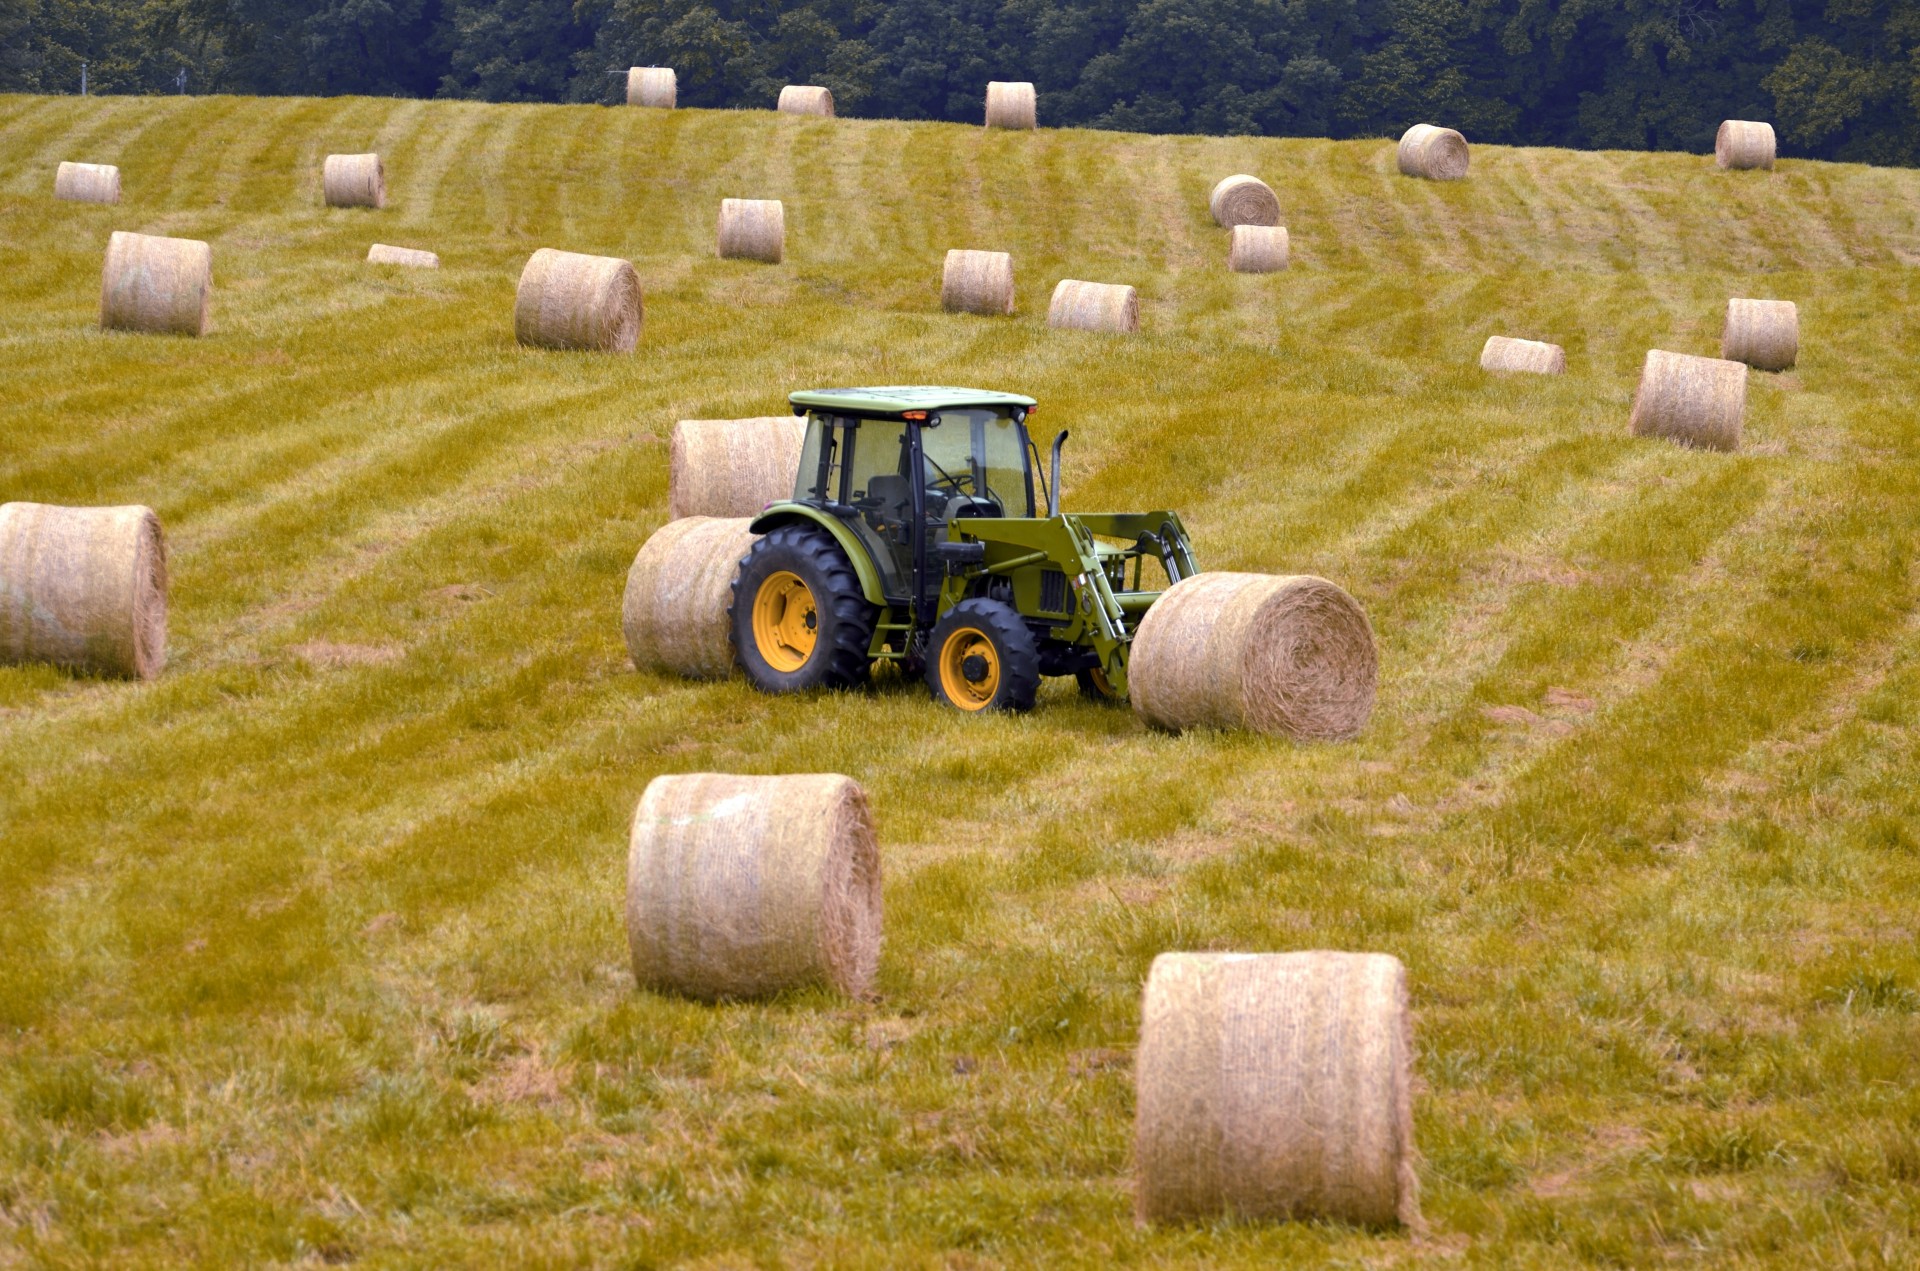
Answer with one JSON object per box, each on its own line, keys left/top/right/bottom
{"left": 2, "top": 91, "right": 1919, "bottom": 1267}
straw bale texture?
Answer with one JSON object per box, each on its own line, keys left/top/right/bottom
{"left": 1629, "top": 350, "right": 1747, "bottom": 452}
{"left": 514, "top": 248, "right": 642, "bottom": 353}
{"left": 322, "top": 153, "right": 385, "bottom": 209}
{"left": 626, "top": 772, "right": 881, "bottom": 1000}
{"left": 777, "top": 85, "right": 834, "bottom": 117}
{"left": 1227, "top": 225, "right": 1289, "bottom": 273}
{"left": 0, "top": 502, "right": 167, "bottom": 680}
{"left": 1208, "top": 175, "right": 1280, "bottom": 229}
{"left": 1715, "top": 120, "right": 1776, "bottom": 170}
{"left": 716, "top": 198, "right": 786, "bottom": 264}
{"left": 367, "top": 243, "right": 439, "bottom": 269}
{"left": 941, "top": 249, "right": 1015, "bottom": 315}
{"left": 54, "top": 161, "right": 120, "bottom": 205}
{"left": 1048, "top": 279, "right": 1139, "bottom": 334}
{"left": 1479, "top": 336, "right": 1566, "bottom": 375}
{"left": 984, "top": 81, "right": 1037, "bottom": 129}
{"left": 1129, "top": 572, "right": 1377, "bottom": 740}
{"left": 1721, "top": 298, "right": 1798, "bottom": 371}
{"left": 1396, "top": 124, "right": 1470, "bottom": 180}
{"left": 628, "top": 67, "right": 676, "bottom": 107}
{"left": 622, "top": 516, "right": 757, "bottom": 678}
{"left": 669, "top": 417, "right": 807, "bottom": 519}
{"left": 1135, "top": 951, "right": 1419, "bottom": 1228}
{"left": 99, "top": 230, "right": 211, "bottom": 337}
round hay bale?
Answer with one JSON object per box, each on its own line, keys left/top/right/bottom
{"left": 1721, "top": 298, "right": 1797, "bottom": 371}
{"left": 941, "top": 249, "right": 1015, "bottom": 315}
{"left": 1135, "top": 951, "right": 1419, "bottom": 1228}
{"left": 1228, "top": 225, "right": 1289, "bottom": 274}
{"left": 99, "top": 230, "right": 210, "bottom": 337}
{"left": 777, "top": 85, "right": 834, "bottom": 117}
{"left": 1129, "top": 572, "right": 1377, "bottom": 740}
{"left": 1479, "top": 336, "right": 1566, "bottom": 375}
{"left": 621, "top": 516, "right": 757, "bottom": 678}
{"left": 367, "top": 243, "right": 439, "bottom": 269}
{"left": 716, "top": 198, "right": 785, "bottom": 264}
{"left": 669, "top": 417, "right": 808, "bottom": 519}
{"left": 323, "top": 153, "right": 385, "bottom": 209}
{"left": 1047, "top": 279, "right": 1139, "bottom": 334}
{"left": 1396, "top": 124, "right": 1470, "bottom": 180}
{"left": 1715, "top": 120, "right": 1775, "bottom": 171}
{"left": 627, "top": 67, "right": 677, "bottom": 108}
{"left": 1629, "top": 349, "right": 1747, "bottom": 452}
{"left": 0, "top": 502, "right": 167, "bottom": 681}
{"left": 626, "top": 772, "right": 881, "bottom": 1001}
{"left": 54, "top": 162, "right": 120, "bottom": 205}
{"left": 985, "top": 81, "right": 1037, "bottom": 130}
{"left": 514, "top": 248, "right": 642, "bottom": 353}
{"left": 1209, "top": 175, "right": 1280, "bottom": 229}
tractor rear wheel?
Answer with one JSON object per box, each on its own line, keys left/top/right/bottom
{"left": 731, "top": 525, "right": 877, "bottom": 692}
{"left": 927, "top": 599, "right": 1039, "bottom": 712}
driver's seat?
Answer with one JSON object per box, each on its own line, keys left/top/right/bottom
{"left": 864, "top": 474, "right": 913, "bottom": 536}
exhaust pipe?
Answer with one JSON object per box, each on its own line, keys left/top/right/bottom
{"left": 1049, "top": 429, "right": 1069, "bottom": 517}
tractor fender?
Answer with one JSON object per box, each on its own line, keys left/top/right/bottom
{"left": 747, "top": 504, "right": 887, "bottom": 606}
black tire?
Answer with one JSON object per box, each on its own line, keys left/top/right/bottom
{"left": 730, "top": 524, "right": 878, "bottom": 693}
{"left": 926, "top": 598, "right": 1040, "bottom": 712}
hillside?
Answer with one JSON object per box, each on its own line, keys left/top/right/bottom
{"left": 1, "top": 92, "right": 1918, "bottom": 1266}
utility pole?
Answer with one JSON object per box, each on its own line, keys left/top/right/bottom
{"left": 80, "top": 62, "right": 88, "bottom": 96}
{"left": 177, "top": 68, "right": 188, "bottom": 94}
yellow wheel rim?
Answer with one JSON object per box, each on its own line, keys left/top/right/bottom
{"left": 937, "top": 628, "right": 1001, "bottom": 710}
{"left": 752, "top": 571, "right": 818, "bottom": 673}
{"left": 1088, "top": 667, "right": 1117, "bottom": 698}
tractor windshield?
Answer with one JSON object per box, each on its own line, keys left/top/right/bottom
{"left": 921, "top": 408, "right": 1032, "bottom": 518}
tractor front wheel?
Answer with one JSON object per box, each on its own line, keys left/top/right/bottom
{"left": 731, "top": 525, "right": 877, "bottom": 692}
{"left": 927, "top": 599, "right": 1039, "bottom": 712}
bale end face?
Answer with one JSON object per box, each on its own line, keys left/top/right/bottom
{"left": 1479, "top": 336, "right": 1566, "bottom": 375}
{"left": 941, "top": 249, "right": 1016, "bottom": 315}
{"left": 1209, "top": 175, "right": 1280, "bottom": 229}
{"left": 514, "top": 248, "right": 643, "bottom": 353}
{"left": 1721, "top": 298, "right": 1798, "bottom": 371}
{"left": 984, "top": 81, "right": 1037, "bottom": 129}
{"left": 717, "top": 199, "right": 786, "bottom": 264}
{"left": 55, "top": 162, "right": 121, "bottom": 205}
{"left": 1129, "top": 572, "right": 1378, "bottom": 740}
{"left": 626, "top": 772, "right": 882, "bottom": 1001}
{"left": 0, "top": 502, "right": 168, "bottom": 681}
{"left": 323, "top": 153, "right": 386, "bottom": 209}
{"left": 1629, "top": 349, "right": 1748, "bottom": 452}
{"left": 1227, "top": 225, "right": 1289, "bottom": 274}
{"left": 1396, "top": 124, "right": 1470, "bottom": 180}
{"left": 1135, "top": 951, "right": 1419, "bottom": 1228}
{"left": 100, "top": 230, "right": 211, "bottom": 338}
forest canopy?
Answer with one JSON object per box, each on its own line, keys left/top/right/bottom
{"left": 4, "top": 0, "right": 1918, "bottom": 165}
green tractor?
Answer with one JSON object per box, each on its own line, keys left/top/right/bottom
{"left": 733, "top": 386, "right": 1197, "bottom": 711}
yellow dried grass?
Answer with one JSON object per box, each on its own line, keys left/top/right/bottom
{"left": 777, "top": 85, "right": 834, "bottom": 117}
{"left": 1047, "top": 279, "right": 1138, "bottom": 334}
{"left": 0, "top": 502, "right": 167, "bottom": 680}
{"left": 1396, "top": 124, "right": 1470, "bottom": 180}
{"left": 627, "top": 67, "right": 676, "bottom": 108}
{"left": 1479, "top": 335, "right": 1566, "bottom": 375}
{"left": 514, "top": 248, "right": 642, "bottom": 353}
{"left": 941, "top": 249, "right": 1016, "bottom": 315}
{"left": 1629, "top": 349, "right": 1748, "bottom": 452}
{"left": 54, "top": 161, "right": 120, "bottom": 205}
{"left": 1721, "top": 298, "right": 1798, "bottom": 371}
{"left": 100, "top": 230, "right": 211, "bottom": 337}
{"left": 322, "top": 153, "right": 385, "bottom": 209}
{"left": 668, "top": 417, "right": 807, "bottom": 519}
{"left": 1227, "top": 225, "right": 1289, "bottom": 273}
{"left": 716, "top": 199, "right": 786, "bottom": 264}
{"left": 366, "top": 243, "right": 439, "bottom": 269}
{"left": 1716, "top": 121, "right": 1776, "bottom": 170}
{"left": 1208, "top": 174, "right": 1280, "bottom": 229}
{"left": 621, "top": 516, "right": 757, "bottom": 678}
{"left": 984, "top": 82, "right": 1037, "bottom": 129}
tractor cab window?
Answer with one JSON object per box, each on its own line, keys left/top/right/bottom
{"left": 920, "top": 409, "right": 1033, "bottom": 519}
{"left": 841, "top": 418, "right": 914, "bottom": 599}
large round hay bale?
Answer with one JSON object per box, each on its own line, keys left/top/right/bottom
{"left": 1721, "top": 298, "right": 1797, "bottom": 371}
{"left": 1479, "top": 335, "right": 1566, "bottom": 375}
{"left": 1715, "top": 120, "right": 1775, "bottom": 170}
{"left": 322, "top": 153, "right": 385, "bottom": 209}
{"left": 669, "top": 417, "right": 808, "bottom": 519}
{"left": 54, "top": 162, "right": 120, "bottom": 205}
{"left": 514, "top": 248, "right": 642, "bottom": 353}
{"left": 777, "top": 85, "right": 834, "bottom": 117}
{"left": 626, "top": 772, "right": 881, "bottom": 1001}
{"left": 1629, "top": 350, "right": 1747, "bottom": 452}
{"left": 0, "top": 502, "right": 167, "bottom": 681}
{"left": 1047, "top": 279, "right": 1138, "bottom": 334}
{"left": 1228, "top": 225, "right": 1289, "bottom": 274}
{"left": 1396, "top": 124, "right": 1469, "bottom": 180}
{"left": 985, "top": 81, "right": 1037, "bottom": 130}
{"left": 716, "top": 198, "right": 785, "bottom": 264}
{"left": 622, "top": 516, "right": 757, "bottom": 678}
{"left": 627, "top": 67, "right": 676, "bottom": 108}
{"left": 1208, "top": 175, "right": 1280, "bottom": 229}
{"left": 1129, "top": 572, "right": 1377, "bottom": 740}
{"left": 99, "top": 230, "right": 210, "bottom": 337}
{"left": 941, "top": 249, "right": 1015, "bottom": 315}
{"left": 367, "top": 243, "right": 438, "bottom": 268}
{"left": 1135, "top": 951, "right": 1419, "bottom": 1228}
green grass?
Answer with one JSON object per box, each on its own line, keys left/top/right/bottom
{"left": 2, "top": 91, "right": 1919, "bottom": 1266}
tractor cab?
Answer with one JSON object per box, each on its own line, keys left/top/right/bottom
{"left": 738, "top": 386, "right": 1195, "bottom": 712}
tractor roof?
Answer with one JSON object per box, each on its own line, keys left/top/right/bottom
{"left": 788, "top": 386, "right": 1038, "bottom": 417}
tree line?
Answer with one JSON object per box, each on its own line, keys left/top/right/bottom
{"left": 4, "top": 0, "right": 1918, "bottom": 166}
